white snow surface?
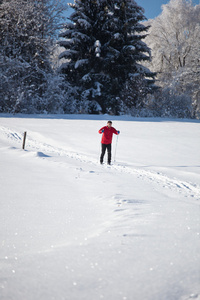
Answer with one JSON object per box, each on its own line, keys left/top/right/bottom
{"left": 0, "top": 114, "right": 200, "bottom": 300}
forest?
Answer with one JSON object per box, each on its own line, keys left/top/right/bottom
{"left": 0, "top": 0, "right": 199, "bottom": 118}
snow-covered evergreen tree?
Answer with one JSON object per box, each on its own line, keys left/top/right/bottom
{"left": 59, "top": 0, "right": 156, "bottom": 114}
{"left": 104, "top": 0, "right": 156, "bottom": 111}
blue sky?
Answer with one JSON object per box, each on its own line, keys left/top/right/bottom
{"left": 137, "top": 0, "right": 172, "bottom": 19}
{"left": 65, "top": 0, "right": 199, "bottom": 20}
{"left": 136, "top": 0, "right": 199, "bottom": 19}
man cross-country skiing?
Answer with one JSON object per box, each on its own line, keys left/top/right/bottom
{"left": 99, "top": 121, "right": 120, "bottom": 165}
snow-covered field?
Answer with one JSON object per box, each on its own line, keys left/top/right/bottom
{"left": 0, "top": 114, "right": 200, "bottom": 300}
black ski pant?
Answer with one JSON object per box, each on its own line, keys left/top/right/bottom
{"left": 100, "top": 143, "right": 111, "bottom": 164}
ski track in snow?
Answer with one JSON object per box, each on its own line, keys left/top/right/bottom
{"left": 1, "top": 125, "right": 200, "bottom": 201}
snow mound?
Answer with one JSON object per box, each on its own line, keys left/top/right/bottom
{"left": 36, "top": 151, "right": 50, "bottom": 158}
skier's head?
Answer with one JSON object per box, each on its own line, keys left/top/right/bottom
{"left": 107, "top": 121, "right": 112, "bottom": 128}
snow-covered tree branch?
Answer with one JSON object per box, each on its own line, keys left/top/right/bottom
{"left": 0, "top": 0, "right": 69, "bottom": 113}
{"left": 143, "top": 0, "right": 200, "bottom": 118}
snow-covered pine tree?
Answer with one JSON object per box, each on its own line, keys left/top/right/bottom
{"left": 59, "top": 0, "right": 156, "bottom": 114}
{"left": 102, "top": 0, "right": 156, "bottom": 112}
{"left": 59, "top": 0, "right": 108, "bottom": 113}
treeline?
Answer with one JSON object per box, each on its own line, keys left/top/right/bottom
{"left": 0, "top": 0, "right": 199, "bottom": 118}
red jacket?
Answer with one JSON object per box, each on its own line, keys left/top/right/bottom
{"left": 99, "top": 126, "right": 118, "bottom": 144}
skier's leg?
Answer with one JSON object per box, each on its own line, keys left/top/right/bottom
{"left": 100, "top": 144, "right": 106, "bottom": 164}
{"left": 107, "top": 144, "right": 112, "bottom": 164}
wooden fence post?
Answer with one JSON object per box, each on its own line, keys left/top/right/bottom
{"left": 22, "top": 132, "right": 27, "bottom": 150}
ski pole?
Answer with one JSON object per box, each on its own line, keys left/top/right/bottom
{"left": 98, "top": 140, "right": 101, "bottom": 162}
{"left": 98, "top": 131, "right": 103, "bottom": 162}
{"left": 114, "top": 134, "right": 119, "bottom": 163}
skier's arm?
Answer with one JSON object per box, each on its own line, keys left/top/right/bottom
{"left": 98, "top": 127, "right": 105, "bottom": 134}
{"left": 113, "top": 128, "right": 120, "bottom": 135}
